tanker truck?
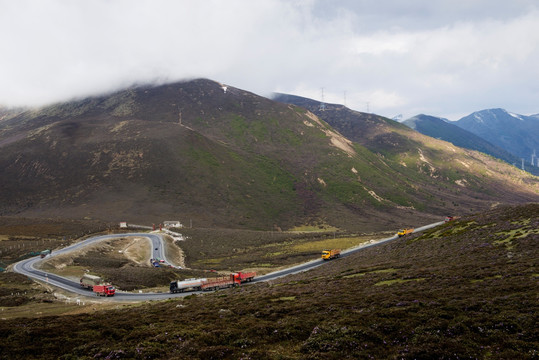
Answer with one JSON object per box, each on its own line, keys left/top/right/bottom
{"left": 170, "top": 278, "right": 207, "bottom": 293}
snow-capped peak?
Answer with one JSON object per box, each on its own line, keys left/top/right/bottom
{"left": 508, "top": 112, "right": 524, "bottom": 121}
{"left": 473, "top": 113, "right": 484, "bottom": 123}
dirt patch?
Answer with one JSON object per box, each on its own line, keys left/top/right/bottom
{"left": 119, "top": 237, "right": 151, "bottom": 266}
{"left": 38, "top": 236, "right": 152, "bottom": 277}
{"left": 163, "top": 235, "right": 186, "bottom": 268}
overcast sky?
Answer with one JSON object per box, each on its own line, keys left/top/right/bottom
{"left": 1, "top": 0, "right": 539, "bottom": 120}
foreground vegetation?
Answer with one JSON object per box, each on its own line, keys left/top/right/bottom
{"left": 0, "top": 203, "right": 537, "bottom": 359}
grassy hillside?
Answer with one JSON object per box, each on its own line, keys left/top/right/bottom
{"left": 273, "top": 93, "right": 539, "bottom": 212}
{"left": 0, "top": 203, "right": 536, "bottom": 359}
{"left": 0, "top": 80, "right": 537, "bottom": 233}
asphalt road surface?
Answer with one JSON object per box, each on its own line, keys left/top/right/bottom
{"left": 13, "top": 222, "right": 444, "bottom": 301}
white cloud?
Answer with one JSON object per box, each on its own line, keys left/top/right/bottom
{"left": 0, "top": 0, "right": 538, "bottom": 120}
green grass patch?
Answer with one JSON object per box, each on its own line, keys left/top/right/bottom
{"left": 511, "top": 218, "right": 530, "bottom": 226}
{"left": 494, "top": 227, "right": 539, "bottom": 249}
{"left": 375, "top": 278, "right": 426, "bottom": 286}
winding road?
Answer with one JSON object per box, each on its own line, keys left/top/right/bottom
{"left": 12, "top": 221, "right": 444, "bottom": 301}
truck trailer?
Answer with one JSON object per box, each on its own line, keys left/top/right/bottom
{"left": 201, "top": 276, "right": 238, "bottom": 291}
{"left": 170, "top": 272, "right": 257, "bottom": 293}
{"left": 80, "top": 274, "right": 104, "bottom": 290}
{"left": 170, "top": 278, "right": 207, "bottom": 293}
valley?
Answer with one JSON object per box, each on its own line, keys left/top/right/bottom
{"left": 0, "top": 79, "right": 538, "bottom": 359}
{"left": 11, "top": 219, "right": 443, "bottom": 301}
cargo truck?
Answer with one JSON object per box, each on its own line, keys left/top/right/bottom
{"left": 322, "top": 249, "right": 341, "bottom": 260}
{"left": 80, "top": 274, "right": 105, "bottom": 290}
{"left": 397, "top": 228, "right": 414, "bottom": 237}
{"left": 93, "top": 284, "right": 115, "bottom": 297}
{"left": 232, "top": 271, "right": 256, "bottom": 283}
{"left": 80, "top": 274, "right": 115, "bottom": 296}
{"left": 40, "top": 249, "right": 51, "bottom": 258}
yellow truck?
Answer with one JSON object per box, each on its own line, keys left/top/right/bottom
{"left": 322, "top": 249, "right": 341, "bottom": 260}
{"left": 397, "top": 228, "right": 414, "bottom": 237}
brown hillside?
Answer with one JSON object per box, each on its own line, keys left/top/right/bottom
{"left": 0, "top": 80, "right": 537, "bottom": 231}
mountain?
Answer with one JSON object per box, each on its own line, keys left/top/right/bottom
{"left": 273, "top": 92, "right": 539, "bottom": 202}
{"left": 0, "top": 81, "right": 538, "bottom": 232}
{"left": 402, "top": 114, "right": 537, "bottom": 175}
{"left": 455, "top": 108, "right": 539, "bottom": 170}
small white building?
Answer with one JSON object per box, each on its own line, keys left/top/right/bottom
{"left": 163, "top": 221, "right": 182, "bottom": 229}
{"left": 119, "top": 222, "right": 128, "bottom": 228}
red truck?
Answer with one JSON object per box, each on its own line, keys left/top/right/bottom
{"left": 232, "top": 271, "right": 256, "bottom": 283}
{"left": 80, "top": 274, "right": 115, "bottom": 297}
{"left": 93, "top": 284, "right": 116, "bottom": 297}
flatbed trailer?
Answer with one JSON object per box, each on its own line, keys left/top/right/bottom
{"left": 201, "top": 276, "right": 237, "bottom": 291}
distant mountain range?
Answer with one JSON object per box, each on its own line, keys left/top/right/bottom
{"left": 455, "top": 109, "right": 539, "bottom": 166}
{"left": 0, "top": 81, "right": 537, "bottom": 232}
{"left": 402, "top": 109, "right": 539, "bottom": 175}
{"left": 402, "top": 114, "right": 537, "bottom": 175}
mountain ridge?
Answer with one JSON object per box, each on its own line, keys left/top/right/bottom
{"left": 0, "top": 80, "right": 538, "bottom": 232}
{"left": 455, "top": 108, "right": 539, "bottom": 170}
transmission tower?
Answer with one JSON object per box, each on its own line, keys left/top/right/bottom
{"left": 319, "top": 87, "right": 326, "bottom": 111}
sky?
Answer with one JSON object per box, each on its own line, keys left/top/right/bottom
{"left": 1, "top": 0, "right": 539, "bottom": 120}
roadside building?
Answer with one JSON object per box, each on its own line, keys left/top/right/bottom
{"left": 163, "top": 221, "right": 182, "bottom": 229}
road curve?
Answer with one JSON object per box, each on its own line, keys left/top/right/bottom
{"left": 13, "top": 222, "right": 444, "bottom": 301}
